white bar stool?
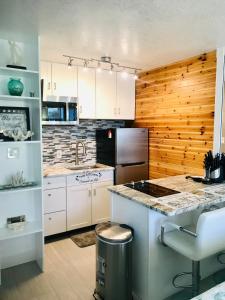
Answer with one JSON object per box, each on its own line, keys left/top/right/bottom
{"left": 160, "top": 207, "right": 225, "bottom": 297}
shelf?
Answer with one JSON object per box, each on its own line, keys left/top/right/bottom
{"left": 0, "top": 66, "right": 39, "bottom": 75}
{"left": 0, "top": 141, "right": 41, "bottom": 146}
{"left": 0, "top": 95, "right": 40, "bottom": 101}
{"left": 0, "top": 222, "right": 42, "bottom": 241}
{"left": 0, "top": 185, "right": 42, "bottom": 194}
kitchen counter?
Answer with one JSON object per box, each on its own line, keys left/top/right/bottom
{"left": 108, "top": 175, "right": 225, "bottom": 216}
{"left": 43, "top": 163, "right": 114, "bottom": 177}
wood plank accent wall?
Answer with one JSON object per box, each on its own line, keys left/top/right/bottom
{"left": 135, "top": 51, "right": 216, "bottom": 179}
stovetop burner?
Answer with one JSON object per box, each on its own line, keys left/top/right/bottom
{"left": 124, "top": 181, "right": 180, "bottom": 198}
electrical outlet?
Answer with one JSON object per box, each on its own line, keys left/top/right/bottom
{"left": 56, "top": 150, "right": 62, "bottom": 159}
{"left": 8, "top": 148, "right": 19, "bottom": 159}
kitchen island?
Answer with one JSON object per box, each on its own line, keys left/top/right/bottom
{"left": 108, "top": 175, "right": 225, "bottom": 300}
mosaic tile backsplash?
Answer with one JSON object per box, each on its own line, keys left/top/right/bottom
{"left": 42, "top": 120, "right": 125, "bottom": 165}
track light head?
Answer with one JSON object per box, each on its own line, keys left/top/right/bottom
{"left": 68, "top": 57, "right": 73, "bottom": 69}
{"left": 97, "top": 62, "right": 101, "bottom": 73}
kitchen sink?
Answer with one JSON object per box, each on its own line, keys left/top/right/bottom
{"left": 65, "top": 164, "right": 101, "bottom": 171}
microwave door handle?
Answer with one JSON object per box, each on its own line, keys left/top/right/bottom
{"left": 66, "top": 102, "right": 69, "bottom": 121}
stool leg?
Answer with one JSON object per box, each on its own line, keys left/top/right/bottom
{"left": 192, "top": 261, "right": 200, "bottom": 297}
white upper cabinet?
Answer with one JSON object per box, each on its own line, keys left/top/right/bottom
{"left": 40, "top": 61, "right": 77, "bottom": 101}
{"left": 40, "top": 61, "right": 52, "bottom": 101}
{"left": 41, "top": 61, "right": 135, "bottom": 120}
{"left": 96, "top": 70, "right": 117, "bottom": 119}
{"left": 78, "top": 67, "right": 96, "bottom": 119}
{"left": 116, "top": 73, "right": 135, "bottom": 120}
{"left": 51, "top": 63, "right": 77, "bottom": 99}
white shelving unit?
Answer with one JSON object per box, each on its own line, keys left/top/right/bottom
{"left": 0, "top": 36, "right": 43, "bottom": 284}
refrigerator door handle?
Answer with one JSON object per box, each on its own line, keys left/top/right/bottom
{"left": 120, "top": 162, "right": 146, "bottom": 167}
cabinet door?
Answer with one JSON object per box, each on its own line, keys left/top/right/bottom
{"left": 96, "top": 70, "right": 116, "bottom": 119}
{"left": 44, "top": 211, "right": 66, "bottom": 237}
{"left": 52, "top": 63, "right": 77, "bottom": 98}
{"left": 92, "top": 180, "right": 113, "bottom": 224}
{"left": 116, "top": 72, "right": 135, "bottom": 120}
{"left": 78, "top": 67, "right": 96, "bottom": 119}
{"left": 67, "top": 185, "right": 92, "bottom": 230}
{"left": 40, "top": 61, "right": 52, "bottom": 100}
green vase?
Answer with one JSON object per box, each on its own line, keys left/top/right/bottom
{"left": 8, "top": 78, "right": 24, "bottom": 96}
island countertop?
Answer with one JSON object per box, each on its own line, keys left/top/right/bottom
{"left": 108, "top": 175, "right": 225, "bottom": 216}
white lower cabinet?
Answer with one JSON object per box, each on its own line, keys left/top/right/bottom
{"left": 67, "top": 180, "right": 113, "bottom": 230}
{"left": 92, "top": 181, "right": 111, "bottom": 224}
{"left": 67, "top": 185, "right": 92, "bottom": 230}
{"left": 44, "top": 211, "right": 67, "bottom": 236}
{"left": 44, "top": 172, "right": 113, "bottom": 236}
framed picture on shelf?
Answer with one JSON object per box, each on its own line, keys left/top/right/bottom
{"left": 0, "top": 106, "right": 31, "bottom": 141}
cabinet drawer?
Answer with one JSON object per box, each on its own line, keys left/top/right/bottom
{"left": 44, "top": 211, "right": 66, "bottom": 236}
{"left": 43, "top": 176, "right": 66, "bottom": 190}
{"left": 44, "top": 188, "right": 66, "bottom": 214}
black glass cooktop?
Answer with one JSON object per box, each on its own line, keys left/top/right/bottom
{"left": 124, "top": 181, "right": 180, "bottom": 198}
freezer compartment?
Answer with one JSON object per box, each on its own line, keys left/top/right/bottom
{"left": 115, "top": 163, "right": 149, "bottom": 185}
{"left": 96, "top": 129, "right": 116, "bottom": 166}
{"left": 116, "top": 128, "right": 148, "bottom": 165}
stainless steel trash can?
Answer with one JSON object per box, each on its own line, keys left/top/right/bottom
{"left": 94, "top": 222, "right": 133, "bottom": 300}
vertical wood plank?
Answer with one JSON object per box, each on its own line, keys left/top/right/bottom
{"left": 135, "top": 51, "right": 216, "bottom": 179}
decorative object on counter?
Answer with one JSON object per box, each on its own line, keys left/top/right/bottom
{"left": 7, "top": 40, "right": 26, "bottom": 70}
{"left": 0, "top": 106, "right": 30, "bottom": 141}
{"left": 7, "top": 215, "right": 26, "bottom": 231}
{"left": 8, "top": 77, "right": 24, "bottom": 96}
{"left": 0, "top": 171, "right": 36, "bottom": 191}
{"left": 29, "top": 91, "right": 35, "bottom": 97}
{"left": 186, "top": 151, "right": 225, "bottom": 184}
{"left": 3, "top": 128, "right": 34, "bottom": 141}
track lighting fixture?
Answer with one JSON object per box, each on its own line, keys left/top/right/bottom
{"left": 63, "top": 55, "right": 141, "bottom": 76}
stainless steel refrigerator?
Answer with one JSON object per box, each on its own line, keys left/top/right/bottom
{"left": 96, "top": 128, "right": 149, "bottom": 184}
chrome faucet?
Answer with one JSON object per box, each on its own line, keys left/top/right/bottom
{"left": 75, "top": 141, "right": 86, "bottom": 165}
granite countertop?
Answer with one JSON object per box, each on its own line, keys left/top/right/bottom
{"left": 43, "top": 163, "right": 114, "bottom": 177}
{"left": 191, "top": 282, "right": 225, "bottom": 299}
{"left": 108, "top": 175, "right": 225, "bottom": 216}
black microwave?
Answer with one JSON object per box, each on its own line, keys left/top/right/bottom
{"left": 42, "top": 98, "right": 78, "bottom": 125}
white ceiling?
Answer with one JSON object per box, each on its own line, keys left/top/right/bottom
{"left": 1, "top": 0, "right": 225, "bottom": 70}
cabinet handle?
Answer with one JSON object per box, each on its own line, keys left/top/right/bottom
{"left": 48, "top": 194, "right": 52, "bottom": 197}
{"left": 48, "top": 217, "right": 52, "bottom": 221}
{"left": 89, "top": 190, "right": 91, "bottom": 197}
{"left": 114, "top": 108, "right": 117, "bottom": 115}
{"left": 47, "top": 182, "right": 51, "bottom": 185}
{"left": 54, "top": 82, "right": 56, "bottom": 90}
{"left": 118, "top": 107, "right": 120, "bottom": 115}
{"left": 93, "top": 189, "right": 96, "bottom": 196}
{"left": 80, "top": 105, "right": 82, "bottom": 114}
{"left": 48, "top": 82, "right": 51, "bottom": 90}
